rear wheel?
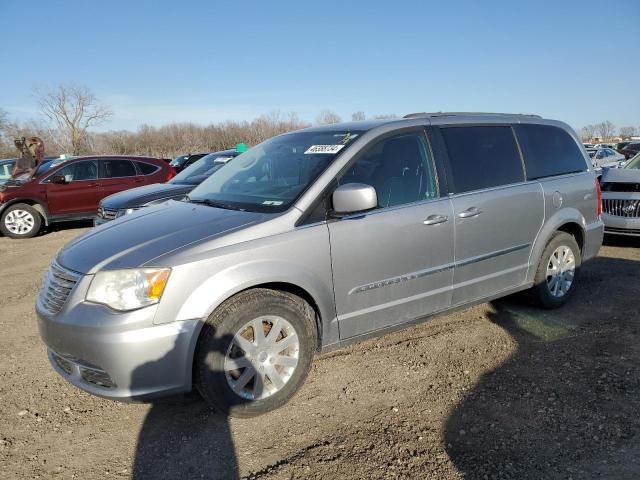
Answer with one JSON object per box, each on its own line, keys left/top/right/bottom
{"left": 530, "top": 232, "right": 581, "bottom": 309}
{"left": 0, "top": 203, "right": 42, "bottom": 239}
{"left": 195, "top": 288, "right": 317, "bottom": 417}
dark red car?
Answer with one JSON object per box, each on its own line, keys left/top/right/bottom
{"left": 0, "top": 156, "right": 175, "bottom": 238}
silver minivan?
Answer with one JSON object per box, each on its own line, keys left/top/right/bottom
{"left": 36, "top": 113, "right": 604, "bottom": 417}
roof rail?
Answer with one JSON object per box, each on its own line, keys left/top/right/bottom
{"left": 403, "top": 112, "right": 542, "bottom": 119}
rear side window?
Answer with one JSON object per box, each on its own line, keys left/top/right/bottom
{"left": 101, "top": 159, "right": 137, "bottom": 178}
{"left": 136, "top": 162, "right": 159, "bottom": 175}
{"left": 514, "top": 124, "right": 587, "bottom": 179}
{"left": 440, "top": 126, "right": 524, "bottom": 193}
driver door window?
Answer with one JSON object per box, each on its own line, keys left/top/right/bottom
{"left": 53, "top": 161, "right": 98, "bottom": 182}
{"left": 338, "top": 131, "right": 438, "bottom": 208}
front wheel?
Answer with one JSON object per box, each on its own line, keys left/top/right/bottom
{"left": 195, "top": 288, "right": 317, "bottom": 417}
{"left": 530, "top": 232, "right": 581, "bottom": 309}
{"left": 0, "top": 203, "right": 42, "bottom": 239}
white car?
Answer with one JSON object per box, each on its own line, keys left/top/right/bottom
{"left": 587, "top": 147, "right": 626, "bottom": 168}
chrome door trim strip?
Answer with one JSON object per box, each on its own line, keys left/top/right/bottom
{"left": 347, "top": 243, "right": 531, "bottom": 295}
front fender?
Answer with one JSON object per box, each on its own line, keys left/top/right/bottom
{"left": 175, "top": 259, "right": 336, "bottom": 327}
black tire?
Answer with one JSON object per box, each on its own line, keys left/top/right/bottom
{"left": 194, "top": 288, "right": 317, "bottom": 418}
{"left": 530, "top": 231, "right": 581, "bottom": 309}
{"left": 0, "top": 203, "right": 42, "bottom": 239}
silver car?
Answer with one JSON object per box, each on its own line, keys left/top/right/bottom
{"left": 36, "top": 113, "right": 604, "bottom": 417}
{"left": 601, "top": 153, "right": 640, "bottom": 236}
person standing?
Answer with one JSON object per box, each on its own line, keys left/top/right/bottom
{"left": 12, "top": 136, "right": 45, "bottom": 177}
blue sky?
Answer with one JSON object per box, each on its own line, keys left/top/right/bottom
{"left": 1, "top": 0, "right": 639, "bottom": 132}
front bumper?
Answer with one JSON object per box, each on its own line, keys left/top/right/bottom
{"left": 93, "top": 216, "right": 111, "bottom": 226}
{"left": 602, "top": 213, "right": 640, "bottom": 237}
{"left": 36, "top": 291, "right": 200, "bottom": 401}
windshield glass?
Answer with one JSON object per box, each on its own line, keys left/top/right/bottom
{"left": 188, "top": 129, "right": 362, "bottom": 212}
{"left": 33, "top": 159, "right": 67, "bottom": 177}
{"left": 170, "top": 153, "right": 235, "bottom": 185}
{"left": 625, "top": 153, "right": 640, "bottom": 169}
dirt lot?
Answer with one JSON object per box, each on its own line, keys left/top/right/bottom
{"left": 1, "top": 224, "right": 639, "bottom": 480}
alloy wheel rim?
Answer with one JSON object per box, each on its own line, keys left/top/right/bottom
{"left": 4, "top": 210, "right": 35, "bottom": 235}
{"left": 546, "top": 245, "right": 576, "bottom": 298}
{"left": 224, "top": 315, "right": 300, "bottom": 400}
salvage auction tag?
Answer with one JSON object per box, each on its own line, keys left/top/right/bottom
{"left": 304, "top": 145, "right": 345, "bottom": 154}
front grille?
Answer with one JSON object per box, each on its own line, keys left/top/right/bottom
{"left": 602, "top": 199, "right": 640, "bottom": 218}
{"left": 98, "top": 207, "right": 118, "bottom": 221}
{"left": 39, "top": 262, "right": 81, "bottom": 315}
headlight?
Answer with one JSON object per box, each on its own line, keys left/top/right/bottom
{"left": 116, "top": 207, "right": 139, "bottom": 218}
{"left": 86, "top": 268, "right": 170, "bottom": 311}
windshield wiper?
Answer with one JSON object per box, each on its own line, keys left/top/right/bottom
{"left": 187, "top": 198, "right": 244, "bottom": 211}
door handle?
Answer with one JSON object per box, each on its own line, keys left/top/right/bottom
{"left": 423, "top": 214, "right": 449, "bottom": 225}
{"left": 87, "top": 183, "right": 100, "bottom": 188}
{"left": 457, "top": 207, "right": 482, "bottom": 218}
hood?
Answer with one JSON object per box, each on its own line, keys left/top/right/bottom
{"left": 101, "top": 182, "right": 194, "bottom": 209}
{"left": 58, "top": 200, "right": 269, "bottom": 274}
{"left": 601, "top": 168, "right": 640, "bottom": 184}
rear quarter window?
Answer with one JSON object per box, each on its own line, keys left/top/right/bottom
{"left": 440, "top": 126, "right": 524, "bottom": 193}
{"left": 514, "top": 124, "right": 587, "bottom": 180}
{"left": 136, "top": 162, "right": 160, "bottom": 175}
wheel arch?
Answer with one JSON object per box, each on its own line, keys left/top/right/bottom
{"left": 175, "top": 262, "right": 338, "bottom": 390}
{"left": 527, "top": 208, "right": 587, "bottom": 284}
{"left": 0, "top": 198, "right": 49, "bottom": 225}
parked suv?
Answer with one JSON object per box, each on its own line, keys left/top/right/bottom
{"left": 36, "top": 114, "right": 603, "bottom": 417}
{"left": 0, "top": 156, "right": 175, "bottom": 238}
{"left": 95, "top": 149, "right": 238, "bottom": 225}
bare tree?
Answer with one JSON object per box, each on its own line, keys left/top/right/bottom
{"left": 595, "top": 121, "right": 615, "bottom": 142}
{"left": 315, "top": 110, "right": 342, "bottom": 125}
{"left": 94, "top": 112, "right": 310, "bottom": 158}
{"left": 372, "top": 113, "right": 398, "bottom": 119}
{"left": 0, "top": 108, "right": 8, "bottom": 132}
{"left": 619, "top": 126, "right": 637, "bottom": 139}
{"left": 580, "top": 124, "right": 597, "bottom": 141}
{"left": 36, "top": 84, "right": 113, "bottom": 155}
{"left": 351, "top": 111, "right": 366, "bottom": 121}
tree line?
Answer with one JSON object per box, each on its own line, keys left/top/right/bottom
{"left": 0, "top": 84, "right": 637, "bottom": 160}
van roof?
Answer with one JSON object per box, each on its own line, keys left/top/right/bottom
{"left": 403, "top": 111, "right": 542, "bottom": 119}
{"left": 300, "top": 112, "right": 559, "bottom": 135}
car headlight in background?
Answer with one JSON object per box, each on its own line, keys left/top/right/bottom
{"left": 86, "top": 268, "right": 171, "bottom": 311}
{"left": 116, "top": 207, "right": 139, "bottom": 218}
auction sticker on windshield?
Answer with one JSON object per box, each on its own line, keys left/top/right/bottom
{"left": 304, "top": 145, "right": 345, "bottom": 154}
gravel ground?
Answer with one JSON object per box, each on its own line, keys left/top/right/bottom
{"left": 0, "top": 224, "right": 639, "bottom": 480}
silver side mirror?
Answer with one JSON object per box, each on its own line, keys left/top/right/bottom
{"left": 332, "top": 183, "right": 377, "bottom": 214}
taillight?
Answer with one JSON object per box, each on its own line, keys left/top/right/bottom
{"left": 166, "top": 167, "right": 176, "bottom": 181}
{"left": 595, "top": 177, "right": 602, "bottom": 218}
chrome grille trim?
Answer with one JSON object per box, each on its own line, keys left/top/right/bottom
{"left": 602, "top": 199, "right": 640, "bottom": 218}
{"left": 39, "top": 262, "right": 81, "bottom": 315}
{"left": 98, "top": 207, "right": 118, "bottom": 220}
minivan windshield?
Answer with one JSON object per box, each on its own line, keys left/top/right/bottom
{"left": 170, "top": 153, "right": 235, "bottom": 186}
{"left": 625, "top": 153, "right": 640, "bottom": 169}
{"left": 188, "top": 129, "right": 362, "bottom": 212}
